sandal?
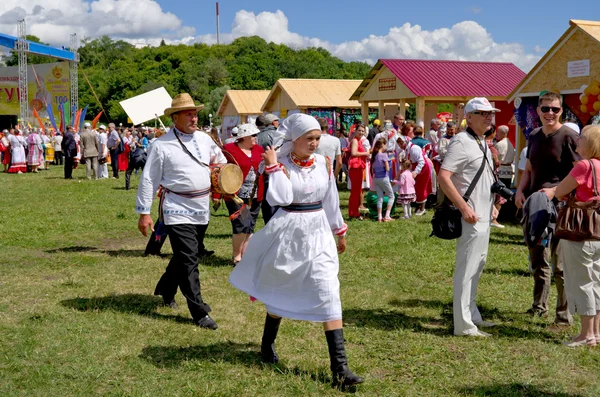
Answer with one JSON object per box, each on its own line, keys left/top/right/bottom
{"left": 232, "top": 257, "right": 241, "bottom": 267}
{"left": 383, "top": 217, "right": 395, "bottom": 222}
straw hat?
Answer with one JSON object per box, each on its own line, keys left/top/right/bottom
{"left": 164, "top": 93, "right": 204, "bottom": 117}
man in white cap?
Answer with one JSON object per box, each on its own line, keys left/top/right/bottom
{"left": 97, "top": 125, "right": 109, "bottom": 179}
{"left": 136, "top": 93, "right": 226, "bottom": 330}
{"left": 438, "top": 97, "right": 499, "bottom": 337}
{"left": 79, "top": 122, "right": 99, "bottom": 179}
{"left": 224, "top": 126, "right": 239, "bottom": 145}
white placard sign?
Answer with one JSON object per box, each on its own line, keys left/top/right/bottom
{"left": 119, "top": 87, "right": 173, "bottom": 125}
{"left": 567, "top": 59, "right": 590, "bottom": 78}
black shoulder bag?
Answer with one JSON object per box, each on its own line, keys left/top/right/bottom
{"left": 430, "top": 129, "right": 490, "bottom": 239}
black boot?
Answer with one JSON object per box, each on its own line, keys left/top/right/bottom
{"left": 325, "top": 329, "right": 364, "bottom": 391}
{"left": 261, "top": 314, "right": 281, "bottom": 363}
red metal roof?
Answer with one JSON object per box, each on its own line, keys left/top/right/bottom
{"left": 380, "top": 59, "right": 526, "bottom": 98}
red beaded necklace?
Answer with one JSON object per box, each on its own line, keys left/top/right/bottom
{"left": 290, "top": 152, "right": 315, "bottom": 168}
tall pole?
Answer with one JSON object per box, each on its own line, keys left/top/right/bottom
{"left": 216, "top": 2, "right": 220, "bottom": 45}
{"left": 17, "top": 19, "right": 29, "bottom": 127}
{"left": 69, "top": 33, "right": 79, "bottom": 126}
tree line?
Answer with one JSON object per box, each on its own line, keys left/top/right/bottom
{"left": 4, "top": 35, "right": 372, "bottom": 126}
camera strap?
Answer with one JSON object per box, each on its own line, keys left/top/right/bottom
{"left": 462, "top": 128, "right": 493, "bottom": 202}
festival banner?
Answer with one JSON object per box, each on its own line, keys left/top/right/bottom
{"left": 0, "top": 62, "right": 70, "bottom": 119}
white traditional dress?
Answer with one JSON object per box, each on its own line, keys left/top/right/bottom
{"left": 74, "top": 133, "right": 81, "bottom": 166}
{"left": 8, "top": 134, "right": 27, "bottom": 173}
{"left": 27, "top": 132, "right": 42, "bottom": 166}
{"left": 229, "top": 153, "right": 348, "bottom": 322}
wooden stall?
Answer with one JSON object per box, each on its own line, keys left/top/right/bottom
{"left": 351, "top": 59, "right": 525, "bottom": 145}
{"left": 217, "top": 90, "right": 270, "bottom": 136}
{"left": 508, "top": 19, "right": 600, "bottom": 164}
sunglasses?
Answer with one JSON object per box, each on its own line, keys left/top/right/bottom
{"left": 472, "top": 111, "right": 495, "bottom": 117}
{"left": 540, "top": 106, "right": 561, "bottom": 114}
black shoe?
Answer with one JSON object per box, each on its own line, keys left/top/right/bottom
{"left": 199, "top": 250, "right": 215, "bottom": 258}
{"left": 196, "top": 315, "right": 218, "bottom": 330}
{"left": 163, "top": 299, "right": 178, "bottom": 309}
{"left": 526, "top": 308, "right": 548, "bottom": 318}
{"left": 325, "top": 329, "right": 364, "bottom": 391}
{"left": 261, "top": 314, "right": 281, "bottom": 363}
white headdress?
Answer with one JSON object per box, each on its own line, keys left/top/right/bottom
{"left": 276, "top": 114, "right": 321, "bottom": 157}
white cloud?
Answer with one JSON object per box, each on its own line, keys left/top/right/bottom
{"left": 0, "top": 0, "right": 193, "bottom": 47}
{"left": 194, "top": 10, "right": 539, "bottom": 71}
{"left": 0, "top": 4, "right": 540, "bottom": 72}
{"left": 467, "top": 7, "right": 482, "bottom": 14}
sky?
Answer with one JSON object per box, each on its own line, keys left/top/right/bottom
{"left": 0, "top": 0, "right": 598, "bottom": 72}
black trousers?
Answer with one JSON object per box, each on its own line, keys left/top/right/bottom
{"left": 154, "top": 224, "right": 211, "bottom": 321}
{"left": 125, "top": 160, "right": 144, "bottom": 190}
{"left": 261, "top": 182, "right": 277, "bottom": 224}
{"left": 54, "top": 151, "right": 63, "bottom": 165}
{"left": 145, "top": 231, "right": 167, "bottom": 256}
{"left": 64, "top": 156, "right": 74, "bottom": 179}
{"left": 109, "top": 148, "right": 119, "bottom": 178}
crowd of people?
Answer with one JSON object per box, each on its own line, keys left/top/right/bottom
{"left": 0, "top": 122, "right": 167, "bottom": 189}
{"left": 3, "top": 89, "right": 598, "bottom": 390}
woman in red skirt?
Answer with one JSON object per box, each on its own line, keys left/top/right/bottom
{"left": 348, "top": 124, "right": 369, "bottom": 220}
{"left": 396, "top": 135, "right": 432, "bottom": 216}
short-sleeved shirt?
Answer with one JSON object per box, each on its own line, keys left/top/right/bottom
{"left": 441, "top": 130, "right": 495, "bottom": 222}
{"left": 372, "top": 152, "right": 389, "bottom": 178}
{"left": 315, "top": 133, "right": 341, "bottom": 161}
{"left": 570, "top": 159, "right": 600, "bottom": 202}
{"left": 526, "top": 125, "right": 580, "bottom": 194}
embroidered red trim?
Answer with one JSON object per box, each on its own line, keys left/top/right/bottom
{"left": 290, "top": 152, "right": 315, "bottom": 168}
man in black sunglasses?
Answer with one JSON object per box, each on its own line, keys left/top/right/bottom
{"left": 515, "top": 91, "right": 580, "bottom": 329}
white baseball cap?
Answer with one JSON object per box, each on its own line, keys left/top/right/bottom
{"left": 83, "top": 122, "right": 91, "bottom": 127}
{"left": 98, "top": 125, "right": 106, "bottom": 130}
{"left": 231, "top": 126, "right": 239, "bottom": 136}
{"left": 464, "top": 97, "right": 500, "bottom": 114}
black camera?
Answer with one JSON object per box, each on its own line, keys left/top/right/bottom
{"left": 491, "top": 180, "right": 514, "bottom": 200}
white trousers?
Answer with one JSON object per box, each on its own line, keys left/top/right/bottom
{"left": 453, "top": 219, "right": 490, "bottom": 335}
{"left": 99, "top": 163, "right": 108, "bottom": 179}
{"left": 561, "top": 240, "right": 600, "bottom": 316}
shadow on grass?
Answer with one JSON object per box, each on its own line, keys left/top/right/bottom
{"left": 459, "top": 383, "right": 583, "bottom": 397}
{"left": 484, "top": 266, "right": 531, "bottom": 277}
{"left": 140, "top": 342, "right": 331, "bottom": 384}
{"left": 45, "top": 245, "right": 172, "bottom": 259}
{"left": 60, "top": 293, "right": 193, "bottom": 325}
{"left": 488, "top": 233, "right": 526, "bottom": 246}
{"left": 46, "top": 245, "right": 98, "bottom": 253}
{"left": 347, "top": 300, "right": 557, "bottom": 340}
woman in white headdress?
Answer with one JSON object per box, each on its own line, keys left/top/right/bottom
{"left": 229, "top": 113, "right": 364, "bottom": 391}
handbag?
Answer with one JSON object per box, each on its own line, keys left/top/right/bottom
{"left": 430, "top": 130, "right": 490, "bottom": 240}
{"left": 555, "top": 160, "right": 600, "bottom": 241}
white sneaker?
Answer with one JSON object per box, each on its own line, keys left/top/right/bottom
{"left": 456, "top": 330, "right": 491, "bottom": 337}
{"left": 474, "top": 321, "right": 497, "bottom": 328}
{"left": 490, "top": 222, "right": 505, "bottom": 229}
{"left": 415, "top": 209, "right": 426, "bottom": 216}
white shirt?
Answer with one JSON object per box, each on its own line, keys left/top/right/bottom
{"left": 315, "top": 133, "right": 341, "bottom": 161}
{"left": 495, "top": 137, "right": 515, "bottom": 179}
{"left": 427, "top": 129, "right": 439, "bottom": 147}
{"left": 53, "top": 135, "right": 63, "bottom": 151}
{"left": 136, "top": 128, "right": 226, "bottom": 225}
{"left": 441, "top": 131, "right": 495, "bottom": 222}
{"left": 98, "top": 132, "right": 108, "bottom": 157}
{"left": 518, "top": 146, "right": 528, "bottom": 171}
{"left": 374, "top": 130, "right": 398, "bottom": 154}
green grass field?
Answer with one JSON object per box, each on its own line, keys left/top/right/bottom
{"left": 1, "top": 166, "right": 599, "bottom": 397}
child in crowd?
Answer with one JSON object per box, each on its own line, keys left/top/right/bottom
{"left": 370, "top": 138, "right": 395, "bottom": 222}
{"left": 394, "top": 159, "right": 416, "bottom": 219}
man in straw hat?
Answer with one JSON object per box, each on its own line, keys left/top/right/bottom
{"left": 136, "top": 93, "right": 227, "bottom": 330}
